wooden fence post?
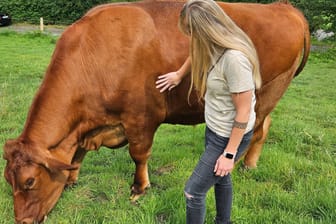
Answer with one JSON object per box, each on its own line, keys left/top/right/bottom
{"left": 40, "top": 17, "right": 44, "bottom": 32}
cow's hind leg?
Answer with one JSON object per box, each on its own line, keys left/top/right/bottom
{"left": 243, "top": 53, "right": 302, "bottom": 167}
{"left": 243, "top": 114, "right": 271, "bottom": 168}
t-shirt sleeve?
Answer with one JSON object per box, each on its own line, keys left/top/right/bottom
{"left": 224, "top": 52, "right": 255, "bottom": 93}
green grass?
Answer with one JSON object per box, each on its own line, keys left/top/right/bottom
{"left": 0, "top": 31, "right": 335, "bottom": 224}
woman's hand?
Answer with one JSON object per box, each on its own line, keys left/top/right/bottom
{"left": 214, "top": 155, "right": 234, "bottom": 176}
{"left": 156, "top": 71, "right": 182, "bottom": 93}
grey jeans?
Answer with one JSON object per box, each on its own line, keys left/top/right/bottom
{"left": 184, "top": 126, "right": 253, "bottom": 224}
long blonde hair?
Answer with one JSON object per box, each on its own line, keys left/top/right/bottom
{"left": 179, "top": 0, "right": 262, "bottom": 99}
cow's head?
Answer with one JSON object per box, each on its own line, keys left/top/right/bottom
{"left": 3, "top": 139, "right": 77, "bottom": 224}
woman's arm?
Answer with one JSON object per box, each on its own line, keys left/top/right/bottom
{"left": 156, "top": 57, "right": 191, "bottom": 92}
{"left": 225, "top": 90, "right": 253, "bottom": 155}
{"left": 214, "top": 90, "right": 253, "bottom": 176}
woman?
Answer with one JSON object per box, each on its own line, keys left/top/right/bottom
{"left": 156, "top": 0, "right": 262, "bottom": 223}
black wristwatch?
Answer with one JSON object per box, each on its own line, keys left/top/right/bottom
{"left": 223, "top": 151, "right": 235, "bottom": 159}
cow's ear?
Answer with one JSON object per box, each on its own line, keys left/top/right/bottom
{"left": 30, "top": 149, "right": 78, "bottom": 172}
{"left": 3, "top": 139, "right": 22, "bottom": 160}
{"left": 3, "top": 139, "right": 77, "bottom": 172}
{"left": 43, "top": 157, "right": 78, "bottom": 172}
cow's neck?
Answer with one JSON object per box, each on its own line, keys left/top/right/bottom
{"left": 20, "top": 69, "right": 87, "bottom": 163}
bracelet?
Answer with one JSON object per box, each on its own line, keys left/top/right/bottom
{"left": 233, "top": 120, "right": 248, "bottom": 129}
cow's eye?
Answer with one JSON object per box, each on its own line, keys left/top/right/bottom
{"left": 24, "top": 178, "right": 35, "bottom": 190}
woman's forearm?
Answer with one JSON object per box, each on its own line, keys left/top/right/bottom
{"left": 177, "top": 56, "right": 191, "bottom": 79}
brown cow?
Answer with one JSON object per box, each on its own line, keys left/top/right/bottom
{"left": 3, "top": 0, "right": 310, "bottom": 223}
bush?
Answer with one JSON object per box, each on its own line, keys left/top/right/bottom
{"left": 226, "top": 0, "right": 336, "bottom": 33}
{"left": 0, "top": 0, "right": 335, "bottom": 31}
{"left": 292, "top": 0, "right": 336, "bottom": 32}
{"left": 0, "top": 0, "right": 113, "bottom": 25}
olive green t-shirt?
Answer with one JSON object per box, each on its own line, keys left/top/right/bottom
{"left": 205, "top": 49, "right": 256, "bottom": 138}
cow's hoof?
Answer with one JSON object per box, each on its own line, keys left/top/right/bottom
{"left": 130, "top": 193, "right": 143, "bottom": 202}
{"left": 129, "top": 188, "right": 145, "bottom": 202}
{"left": 241, "top": 161, "right": 257, "bottom": 170}
{"left": 129, "top": 184, "right": 150, "bottom": 202}
{"left": 242, "top": 159, "right": 258, "bottom": 169}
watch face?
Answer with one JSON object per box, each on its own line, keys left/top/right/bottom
{"left": 224, "top": 152, "right": 234, "bottom": 159}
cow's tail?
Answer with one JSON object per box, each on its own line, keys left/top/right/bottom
{"left": 294, "top": 17, "right": 311, "bottom": 77}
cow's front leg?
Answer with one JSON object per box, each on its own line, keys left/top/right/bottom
{"left": 129, "top": 142, "right": 152, "bottom": 201}
{"left": 66, "top": 147, "right": 88, "bottom": 187}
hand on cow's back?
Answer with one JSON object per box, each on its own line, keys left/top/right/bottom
{"left": 156, "top": 71, "right": 182, "bottom": 92}
{"left": 156, "top": 57, "right": 191, "bottom": 92}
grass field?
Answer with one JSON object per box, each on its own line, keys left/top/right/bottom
{"left": 0, "top": 31, "right": 335, "bottom": 224}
